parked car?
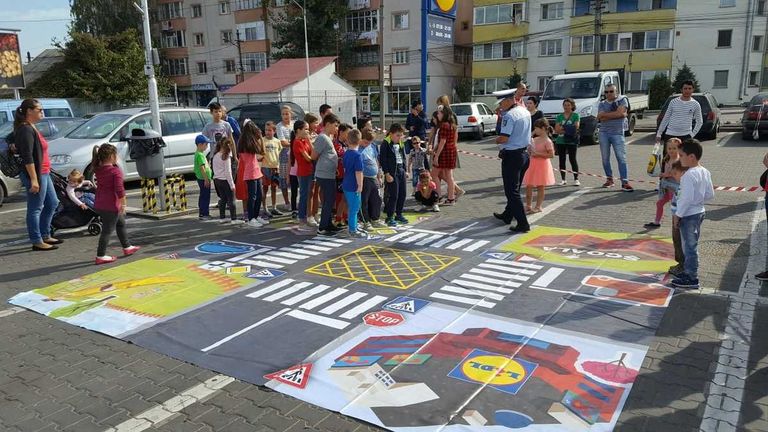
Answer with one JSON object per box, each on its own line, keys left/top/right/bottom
{"left": 0, "top": 98, "right": 74, "bottom": 125}
{"left": 227, "top": 102, "right": 306, "bottom": 131}
{"left": 741, "top": 93, "right": 768, "bottom": 140}
{"left": 0, "top": 170, "right": 22, "bottom": 206}
{"left": 47, "top": 107, "right": 210, "bottom": 181}
{"left": 0, "top": 117, "right": 86, "bottom": 149}
{"left": 451, "top": 102, "right": 498, "bottom": 140}
{"left": 656, "top": 93, "right": 721, "bottom": 141}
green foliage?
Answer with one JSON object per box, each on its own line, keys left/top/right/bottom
{"left": 455, "top": 78, "right": 472, "bottom": 102}
{"left": 69, "top": 0, "right": 141, "bottom": 37}
{"left": 504, "top": 70, "right": 524, "bottom": 90}
{"left": 672, "top": 63, "right": 700, "bottom": 92}
{"left": 648, "top": 73, "right": 674, "bottom": 110}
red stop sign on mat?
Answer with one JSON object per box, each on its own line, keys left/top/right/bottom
{"left": 363, "top": 311, "right": 404, "bottom": 327}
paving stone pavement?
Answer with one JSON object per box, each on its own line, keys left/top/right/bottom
{"left": 0, "top": 131, "right": 766, "bottom": 431}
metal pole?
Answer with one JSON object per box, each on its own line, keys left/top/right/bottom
{"left": 421, "top": 0, "right": 428, "bottom": 112}
{"left": 236, "top": 29, "right": 245, "bottom": 83}
{"left": 379, "top": 1, "right": 385, "bottom": 129}
{"left": 299, "top": 1, "right": 311, "bottom": 112}
{"left": 594, "top": 0, "right": 602, "bottom": 71}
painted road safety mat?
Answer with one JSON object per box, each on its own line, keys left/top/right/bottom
{"left": 8, "top": 224, "right": 676, "bottom": 431}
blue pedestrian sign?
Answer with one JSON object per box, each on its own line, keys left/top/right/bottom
{"left": 383, "top": 296, "right": 430, "bottom": 314}
{"left": 247, "top": 268, "right": 286, "bottom": 280}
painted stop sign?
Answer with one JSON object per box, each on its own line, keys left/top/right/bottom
{"left": 363, "top": 311, "right": 404, "bottom": 327}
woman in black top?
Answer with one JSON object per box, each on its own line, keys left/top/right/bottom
{"left": 526, "top": 96, "right": 544, "bottom": 131}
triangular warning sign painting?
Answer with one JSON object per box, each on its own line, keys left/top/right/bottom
{"left": 264, "top": 363, "right": 312, "bottom": 389}
{"left": 387, "top": 300, "right": 415, "bottom": 313}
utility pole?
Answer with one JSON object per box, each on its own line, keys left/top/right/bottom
{"left": 378, "top": 1, "right": 385, "bottom": 129}
{"left": 593, "top": 0, "right": 602, "bottom": 71}
{"left": 235, "top": 29, "right": 245, "bottom": 83}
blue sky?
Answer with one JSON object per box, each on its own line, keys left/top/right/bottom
{"left": 0, "top": 0, "right": 71, "bottom": 60}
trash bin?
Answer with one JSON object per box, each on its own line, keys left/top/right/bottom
{"left": 127, "top": 128, "right": 166, "bottom": 179}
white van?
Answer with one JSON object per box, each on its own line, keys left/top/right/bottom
{"left": 0, "top": 99, "right": 74, "bottom": 125}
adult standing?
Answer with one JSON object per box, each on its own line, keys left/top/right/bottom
{"left": 525, "top": 96, "right": 544, "bottom": 130}
{"left": 431, "top": 94, "right": 464, "bottom": 197}
{"left": 597, "top": 84, "right": 634, "bottom": 192}
{"left": 14, "top": 99, "right": 61, "bottom": 251}
{"left": 554, "top": 98, "right": 581, "bottom": 186}
{"left": 493, "top": 95, "right": 531, "bottom": 233}
{"left": 656, "top": 80, "right": 702, "bottom": 146}
{"left": 431, "top": 105, "right": 459, "bottom": 205}
{"left": 405, "top": 100, "right": 428, "bottom": 142}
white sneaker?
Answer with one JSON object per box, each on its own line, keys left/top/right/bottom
{"left": 372, "top": 220, "right": 388, "bottom": 229}
{"left": 307, "top": 216, "right": 318, "bottom": 227}
{"left": 247, "top": 219, "right": 263, "bottom": 228}
{"left": 349, "top": 230, "right": 367, "bottom": 239}
{"left": 419, "top": 205, "right": 429, "bottom": 212}
{"left": 257, "top": 216, "right": 270, "bottom": 225}
{"left": 297, "top": 223, "right": 314, "bottom": 232}
{"left": 560, "top": 180, "right": 567, "bottom": 186}
{"left": 431, "top": 204, "right": 440, "bottom": 212}
{"left": 574, "top": 179, "right": 581, "bottom": 186}
{"left": 231, "top": 219, "right": 245, "bottom": 225}
{"left": 363, "top": 222, "right": 373, "bottom": 231}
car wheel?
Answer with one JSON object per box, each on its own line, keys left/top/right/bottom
{"left": 624, "top": 115, "right": 636, "bottom": 137}
{"left": 581, "top": 131, "right": 598, "bottom": 146}
{"left": 707, "top": 123, "right": 719, "bottom": 141}
{"left": 0, "top": 182, "right": 5, "bottom": 206}
{"left": 475, "top": 125, "right": 484, "bottom": 140}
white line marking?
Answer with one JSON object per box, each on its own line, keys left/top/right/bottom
{"left": 281, "top": 284, "right": 331, "bottom": 306}
{"left": 259, "top": 254, "right": 298, "bottom": 265}
{"left": 246, "top": 279, "right": 294, "bottom": 299}
{"left": 429, "top": 292, "right": 496, "bottom": 308}
{"left": 468, "top": 268, "right": 524, "bottom": 285}
{"left": 399, "top": 232, "right": 429, "bottom": 244}
{"left": 463, "top": 240, "right": 490, "bottom": 252}
{"left": 201, "top": 308, "right": 290, "bottom": 352}
{"left": 451, "top": 221, "right": 479, "bottom": 235}
{"left": 262, "top": 282, "right": 313, "bottom": 302}
{"left": 486, "top": 258, "right": 543, "bottom": 270}
{"left": 315, "top": 236, "right": 352, "bottom": 244}
{"left": 406, "top": 228, "right": 450, "bottom": 235}
{"left": 416, "top": 234, "right": 443, "bottom": 246}
{"left": 229, "top": 247, "right": 272, "bottom": 263}
{"left": 301, "top": 240, "right": 338, "bottom": 248}
{"left": 385, "top": 231, "right": 416, "bottom": 242}
{"left": 476, "top": 264, "right": 531, "bottom": 280}
{"left": 527, "top": 285, "right": 643, "bottom": 307}
{"left": 106, "top": 375, "right": 235, "bottom": 432}
{"left": 297, "top": 243, "right": 332, "bottom": 251}
{"left": 0, "top": 207, "right": 26, "bottom": 214}
{"left": 318, "top": 292, "right": 368, "bottom": 315}
{"left": 440, "top": 285, "right": 505, "bottom": 301}
{"left": 299, "top": 288, "right": 348, "bottom": 310}
{"left": 525, "top": 188, "right": 592, "bottom": 225}
{"left": 240, "top": 259, "right": 285, "bottom": 269}
{"left": 530, "top": 267, "right": 565, "bottom": 288}
{"left": 431, "top": 236, "right": 458, "bottom": 248}
{"left": 452, "top": 278, "right": 517, "bottom": 293}
{"left": 338, "top": 295, "right": 387, "bottom": 319}
{"left": 701, "top": 197, "right": 765, "bottom": 432}
{"left": 454, "top": 276, "right": 515, "bottom": 293}
{"left": 279, "top": 247, "right": 320, "bottom": 256}
{"left": 0, "top": 307, "right": 24, "bottom": 318}
{"left": 446, "top": 238, "right": 474, "bottom": 250}
{"left": 286, "top": 309, "right": 350, "bottom": 329}
{"left": 266, "top": 250, "right": 312, "bottom": 260}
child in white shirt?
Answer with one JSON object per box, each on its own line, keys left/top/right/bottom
{"left": 212, "top": 137, "right": 241, "bottom": 223}
{"left": 66, "top": 170, "right": 95, "bottom": 210}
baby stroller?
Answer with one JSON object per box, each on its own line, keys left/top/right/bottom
{"left": 50, "top": 170, "right": 102, "bottom": 236}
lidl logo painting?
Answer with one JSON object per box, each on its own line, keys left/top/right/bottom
{"left": 448, "top": 349, "right": 538, "bottom": 395}
{"left": 430, "top": 0, "right": 457, "bottom": 17}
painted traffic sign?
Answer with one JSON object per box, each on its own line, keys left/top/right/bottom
{"left": 482, "top": 251, "right": 512, "bottom": 260}
{"left": 363, "top": 311, "right": 404, "bottom": 327}
{"left": 383, "top": 296, "right": 430, "bottom": 314}
{"left": 247, "top": 268, "right": 286, "bottom": 280}
{"left": 264, "top": 363, "right": 312, "bottom": 389}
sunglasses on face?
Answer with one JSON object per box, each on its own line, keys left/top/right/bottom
{"left": 604, "top": 91, "right": 615, "bottom": 94}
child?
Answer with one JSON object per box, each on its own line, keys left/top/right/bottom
{"left": 261, "top": 121, "right": 284, "bottom": 217}
{"left": 202, "top": 102, "right": 234, "bottom": 144}
{"left": 312, "top": 113, "right": 341, "bottom": 236}
{"left": 342, "top": 129, "right": 366, "bottom": 238}
{"left": 91, "top": 144, "right": 139, "bottom": 264}
{"left": 193, "top": 134, "right": 213, "bottom": 221}
{"left": 522, "top": 118, "right": 556, "bottom": 213}
{"left": 379, "top": 123, "right": 408, "bottom": 227}
{"left": 305, "top": 113, "right": 321, "bottom": 226}
{"left": 670, "top": 139, "right": 714, "bottom": 289}
{"left": 360, "top": 130, "right": 385, "bottom": 230}
{"left": 276, "top": 107, "right": 294, "bottom": 215}
{"left": 240, "top": 122, "right": 268, "bottom": 228}
{"left": 213, "top": 136, "right": 240, "bottom": 224}
{"left": 291, "top": 120, "right": 315, "bottom": 231}
{"left": 407, "top": 137, "right": 427, "bottom": 189}
{"left": 644, "top": 138, "right": 682, "bottom": 228}
{"left": 334, "top": 124, "right": 351, "bottom": 227}
{"left": 668, "top": 161, "right": 688, "bottom": 277}
{"left": 414, "top": 170, "right": 440, "bottom": 212}
{"left": 66, "top": 169, "right": 95, "bottom": 210}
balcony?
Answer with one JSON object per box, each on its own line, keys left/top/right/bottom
{"left": 573, "top": 0, "right": 677, "bottom": 17}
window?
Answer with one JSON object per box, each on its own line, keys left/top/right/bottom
{"left": 763, "top": 68, "right": 768, "bottom": 87}
{"left": 160, "top": 30, "right": 186, "bottom": 48}
{"left": 754, "top": 36, "right": 763, "bottom": 51}
{"left": 639, "top": 0, "right": 677, "bottom": 10}
{"left": 759, "top": 0, "right": 766, "bottom": 15}
{"left": 472, "top": 78, "right": 507, "bottom": 95}
{"left": 346, "top": 10, "right": 379, "bottom": 33}
{"left": 474, "top": 3, "right": 525, "bottom": 25}
{"left": 718, "top": 30, "right": 732, "bottom": 47}
{"left": 274, "top": 0, "right": 288, "bottom": 5}
{"left": 219, "top": 1, "right": 230, "bottom": 14}
{"left": 235, "top": 0, "right": 259, "bottom": 10}
{"left": 392, "top": 11, "right": 409, "bottom": 30}
{"left": 628, "top": 70, "right": 668, "bottom": 91}
{"left": 542, "top": 2, "right": 564, "bottom": 20}
{"left": 224, "top": 59, "right": 237, "bottom": 74}
{"left": 238, "top": 21, "right": 266, "bottom": 41}
{"left": 393, "top": 48, "right": 409, "bottom": 64}
{"left": 191, "top": 4, "right": 202, "bottom": 17}
{"left": 388, "top": 86, "right": 421, "bottom": 114}
{"left": 243, "top": 52, "right": 267, "bottom": 72}
{"left": 574, "top": 0, "right": 592, "bottom": 15}
{"left": 574, "top": 30, "right": 670, "bottom": 53}
{"left": 196, "top": 62, "right": 208, "bottom": 74}
{"left": 750, "top": 71, "right": 760, "bottom": 87}
{"left": 713, "top": 70, "right": 729, "bottom": 87}
{"left": 473, "top": 40, "right": 526, "bottom": 60}
{"left": 159, "top": 2, "right": 183, "bottom": 19}
{"left": 538, "top": 76, "right": 552, "bottom": 91}
{"left": 352, "top": 46, "right": 378, "bottom": 66}
{"left": 539, "top": 39, "right": 562, "bottom": 56}
{"left": 163, "top": 58, "right": 188, "bottom": 76}
{"left": 571, "top": 35, "right": 594, "bottom": 54}
{"left": 221, "top": 30, "right": 233, "bottom": 45}
{"left": 720, "top": 0, "right": 735, "bottom": 6}
{"left": 193, "top": 33, "right": 204, "bottom": 46}
{"left": 161, "top": 112, "right": 198, "bottom": 136}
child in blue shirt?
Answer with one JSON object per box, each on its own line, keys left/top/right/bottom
{"left": 342, "top": 129, "right": 365, "bottom": 238}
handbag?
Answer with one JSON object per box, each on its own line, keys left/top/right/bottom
{"left": 760, "top": 169, "right": 768, "bottom": 191}
{"left": 0, "top": 132, "right": 23, "bottom": 178}
{"left": 646, "top": 143, "right": 663, "bottom": 177}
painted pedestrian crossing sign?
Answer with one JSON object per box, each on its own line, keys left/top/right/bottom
{"left": 383, "top": 296, "right": 429, "bottom": 314}
{"left": 247, "top": 268, "right": 286, "bottom": 280}
{"left": 264, "top": 363, "right": 312, "bottom": 389}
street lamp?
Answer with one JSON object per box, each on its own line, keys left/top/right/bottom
{"left": 291, "top": 0, "right": 311, "bottom": 112}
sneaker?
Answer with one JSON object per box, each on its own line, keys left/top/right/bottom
{"left": 329, "top": 224, "right": 344, "bottom": 232}
{"left": 431, "top": 204, "right": 440, "bottom": 212}
{"left": 230, "top": 219, "right": 245, "bottom": 225}
{"left": 349, "top": 230, "right": 367, "bottom": 239}
{"left": 574, "top": 180, "right": 581, "bottom": 186}
{"left": 307, "top": 216, "right": 318, "bottom": 227}
{"left": 622, "top": 183, "right": 635, "bottom": 193}
{"left": 363, "top": 222, "right": 373, "bottom": 231}
{"left": 270, "top": 208, "right": 284, "bottom": 216}
{"left": 418, "top": 205, "right": 429, "bottom": 212}
{"left": 296, "top": 223, "right": 314, "bottom": 232}
{"left": 247, "top": 219, "right": 263, "bottom": 228}
{"left": 756, "top": 271, "right": 768, "bottom": 281}
{"left": 670, "top": 276, "right": 700, "bottom": 289}
{"left": 95, "top": 256, "right": 117, "bottom": 265}
{"left": 395, "top": 215, "right": 409, "bottom": 224}
{"left": 668, "top": 264, "right": 685, "bottom": 277}
{"left": 560, "top": 180, "right": 567, "bottom": 186}
{"left": 602, "top": 180, "right": 614, "bottom": 188}
{"left": 372, "top": 220, "right": 388, "bottom": 229}
{"left": 123, "top": 246, "right": 141, "bottom": 256}
{"left": 260, "top": 211, "right": 273, "bottom": 219}
{"left": 643, "top": 222, "right": 661, "bottom": 228}
{"left": 317, "top": 228, "right": 337, "bottom": 236}
{"left": 291, "top": 211, "right": 298, "bottom": 220}
{"left": 199, "top": 215, "right": 213, "bottom": 221}
{"left": 386, "top": 218, "right": 398, "bottom": 227}
{"left": 257, "top": 216, "right": 270, "bottom": 225}
{"left": 219, "top": 219, "right": 231, "bottom": 224}
{"left": 455, "top": 186, "right": 465, "bottom": 198}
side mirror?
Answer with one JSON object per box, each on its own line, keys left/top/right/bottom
{"left": 352, "top": 116, "right": 357, "bottom": 125}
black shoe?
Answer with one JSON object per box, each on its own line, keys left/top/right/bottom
{"left": 317, "top": 228, "right": 337, "bottom": 236}
{"left": 32, "top": 244, "right": 58, "bottom": 251}
{"left": 510, "top": 225, "right": 531, "bottom": 233}
{"left": 494, "top": 212, "right": 512, "bottom": 224}
{"left": 329, "top": 224, "right": 344, "bottom": 232}
{"left": 756, "top": 271, "right": 768, "bottom": 281}
{"left": 43, "top": 238, "right": 63, "bottom": 245}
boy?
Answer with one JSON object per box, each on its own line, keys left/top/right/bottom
{"left": 414, "top": 170, "right": 440, "bottom": 212}
{"left": 668, "top": 161, "right": 688, "bottom": 277}
{"left": 312, "top": 113, "right": 341, "bottom": 236}
{"left": 202, "top": 102, "right": 234, "bottom": 145}
{"left": 261, "top": 121, "right": 285, "bottom": 216}
{"left": 342, "top": 129, "right": 366, "bottom": 238}
{"left": 671, "top": 139, "right": 714, "bottom": 289}
{"left": 360, "top": 130, "right": 385, "bottom": 230}
{"left": 406, "top": 136, "right": 427, "bottom": 189}
{"left": 379, "top": 123, "right": 409, "bottom": 227}
{"left": 194, "top": 134, "right": 213, "bottom": 221}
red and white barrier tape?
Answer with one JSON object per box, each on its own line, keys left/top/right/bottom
{"left": 457, "top": 149, "right": 764, "bottom": 193}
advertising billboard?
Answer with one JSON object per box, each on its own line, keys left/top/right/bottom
{"left": 0, "top": 33, "right": 24, "bottom": 89}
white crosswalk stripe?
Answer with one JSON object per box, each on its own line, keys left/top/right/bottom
{"left": 221, "top": 236, "right": 350, "bottom": 270}
{"left": 384, "top": 230, "right": 493, "bottom": 252}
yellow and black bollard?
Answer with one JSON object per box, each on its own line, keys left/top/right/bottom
{"left": 175, "top": 174, "right": 187, "bottom": 211}
{"left": 149, "top": 179, "right": 157, "bottom": 214}
{"left": 141, "top": 178, "right": 149, "bottom": 213}
{"left": 163, "top": 177, "right": 172, "bottom": 213}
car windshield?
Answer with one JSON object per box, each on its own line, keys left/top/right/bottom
{"left": 49, "top": 119, "right": 86, "bottom": 139}
{"left": 452, "top": 105, "right": 472, "bottom": 116}
{"left": 67, "top": 114, "right": 131, "bottom": 139}
{"left": 543, "top": 77, "right": 601, "bottom": 100}
{"left": 0, "top": 121, "right": 12, "bottom": 137}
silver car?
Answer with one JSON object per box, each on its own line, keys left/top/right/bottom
{"left": 451, "top": 102, "right": 498, "bottom": 140}
{"left": 49, "top": 107, "right": 211, "bottom": 180}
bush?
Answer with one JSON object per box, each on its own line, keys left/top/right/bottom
{"left": 648, "top": 73, "right": 674, "bottom": 110}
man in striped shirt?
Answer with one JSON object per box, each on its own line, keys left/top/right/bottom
{"left": 656, "top": 80, "right": 703, "bottom": 145}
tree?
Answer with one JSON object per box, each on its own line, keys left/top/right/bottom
{"left": 24, "top": 30, "right": 169, "bottom": 104}
{"left": 455, "top": 78, "right": 472, "bottom": 103}
{"left": 70, "top": 0, "right": 141, "bottom": 37}
{"left": 504, "top": 69, "right": 524, "bottom": 90}
{"left": 648, "top": 73, "right": 674, "bottom": 110}
{"left": 672, "top": 63, "right": 700, "bottom": 92}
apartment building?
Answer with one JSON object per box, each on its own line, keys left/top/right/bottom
{"left": 471, "top": 0, "right": 768, "bottom": 105}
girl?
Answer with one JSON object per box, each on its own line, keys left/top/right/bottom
{"left": 291, "top": 120, "right": 315, "bottom": 230}
{"left": 276, "top": 106, "right": 297, "bottom": 218}
{"left": 239, "top": 122, "right": 268, "bottom": 228}
{"left": 554, "top": 98, "right": 580, "bottom": 186}
{"left": 213, "top": 136, "right": 240, "bottom": 223}
{"left": 522, "top": 118, "right": 556, "bottom": 213}
{"left": 414, "top": 170, "right": 440, "bottom": 212}
{"left": 91, "top": 144, "right": 139, "bottom": 264}
{"left": 305, "top": 113, "right": 321, "bottom": 227}
{"left": 644, "top": 138, "right": 682, "bottom": 228}
{"left": 431, "top": 105, "right": 459, "bottom": 206}
{"left": 66, "top": 169, "right": 96, "bottom": 210}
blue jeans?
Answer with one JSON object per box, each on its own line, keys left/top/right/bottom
{"left": 20, "top": 172, "right": 59, "bottom": 244}
{"left": 679, "top": 212, "right": 705, "bottom": 280}
{"left": 246, "top": 178, "right": 262, "bottom": 221}
{"left": 344, "top": 190, "right": 361, "bottom": 233}
{"left": 197, "top": 179, "right": 211, "bottom": 217}
{"left": 297, "top": 175, "right": 312, "bottom": 220}
{"left": 599, "top": 132, "right": 629, "bottom": 184}
{"left": 80, "top": 192, "right": 95, "bottom": 208}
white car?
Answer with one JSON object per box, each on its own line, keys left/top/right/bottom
{"left": 451, "top": 102, "right": 498, "bottom": 140}
{"left": 0, "top": 171, "right": 22, "bottom": 206}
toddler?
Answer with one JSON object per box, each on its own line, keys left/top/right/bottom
{"left": 645, "top": 138, "right": 682, "bottom": 228}
{"left": 414, "top": 170, "right": 439, "bottom": 212}
{"left": 66, "top": 169, "right": 95, "bottom": 210}
{"left": 406, "top": 137, "right": 428, "bottom": 189}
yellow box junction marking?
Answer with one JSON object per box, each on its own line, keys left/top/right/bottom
{"left": 305, "top": 245, "right": 460, "bottom": 290}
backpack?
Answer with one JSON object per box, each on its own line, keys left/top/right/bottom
{"left": 646, "top": 142, "right": 662, "bottom": 177}
{"left": 0, "top": 132, "right": 23, "bottom": 178}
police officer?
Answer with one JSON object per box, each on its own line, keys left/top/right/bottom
{"left": 493, "top": 94, "right": 531, "bottom": 233}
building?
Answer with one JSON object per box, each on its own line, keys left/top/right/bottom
{"left": 471, "top": 0, "right": 768, "bottom": 105}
